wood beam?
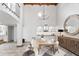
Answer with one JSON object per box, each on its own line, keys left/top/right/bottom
{"left": 23, "top": 3, "right": 58, "bottom": 6}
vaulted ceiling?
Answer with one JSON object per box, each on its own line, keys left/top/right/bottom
{"left": 23, "top": 3, "right": 58, "bottom": 6}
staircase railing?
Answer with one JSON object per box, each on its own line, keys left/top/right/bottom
{"left": 1, "top": 3, "right": 19, "bottom": 17}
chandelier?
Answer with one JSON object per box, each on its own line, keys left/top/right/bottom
{"left": 38, "top": 5, "right": 49, "bottom": 20}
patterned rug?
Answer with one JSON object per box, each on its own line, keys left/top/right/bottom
{"left": 23, "top": 46, "right": 76, "bottom": 56}
{"left": 43, "top": 52, "right": 52, "bottom": 56}
{"left": 23, "top": 50, "right": 35, "bottom": 56}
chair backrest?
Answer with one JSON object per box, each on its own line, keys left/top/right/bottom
{"left": 23, "top": 50, "right": 35, "bottom": 56}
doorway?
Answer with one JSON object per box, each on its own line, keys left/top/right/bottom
{"left": 8, "top": 26, "right": 14, "bottom": 42}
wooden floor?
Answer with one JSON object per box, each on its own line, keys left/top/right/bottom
{"left": 0, "top": 42, "right": 76, "bottom": 56}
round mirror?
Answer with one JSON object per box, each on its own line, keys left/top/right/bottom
{"left": 64, "top": 14, "right": 79, "bottom": 35}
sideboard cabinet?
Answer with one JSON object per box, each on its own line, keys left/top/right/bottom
{"left": 58, "top": 36, "right": 79, "bottom": 55}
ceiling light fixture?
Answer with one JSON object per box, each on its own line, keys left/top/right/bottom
{"left": 38, "top": 5, "right": 49, "bottom": 20}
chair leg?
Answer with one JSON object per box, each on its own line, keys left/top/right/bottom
{"left": 57, "top": 49, "right": 59, "bottom": 53}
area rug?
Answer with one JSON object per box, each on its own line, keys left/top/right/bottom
{"left": 43, "top": 52, "right": 52, "bottom": 56}
{"left": 42, "top": 49, "right": 66, "bottom": 56}
{"left": 23, "top": 50, "right": 35, "bottom": 56}
{"left": 23, "top": 46, "right": 75, "bottom": 56}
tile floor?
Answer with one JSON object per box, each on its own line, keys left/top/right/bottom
{"left": 0, "top": 42, "right": 76, "bottom": 56}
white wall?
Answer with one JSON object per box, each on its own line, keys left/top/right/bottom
{"left": 16, "top": 4, "right": 20, "bottom": 17}
{"left": 57, "top": 3, "right": 79, "bottom": 28}
{"left": 0, "top": 25, "right": 8, "bottom": 41}
{"left": 57, "top": 3, "right": 79, "bottom": 38}
{"left": 16, "top": 4, "right": 23, "bottom": 46}
{"left": 23, "top": 5, "right": 57, "bottom": 41}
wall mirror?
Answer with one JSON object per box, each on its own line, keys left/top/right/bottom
{"left": 64, "top": 14, "right": 79, "bottom": 35}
